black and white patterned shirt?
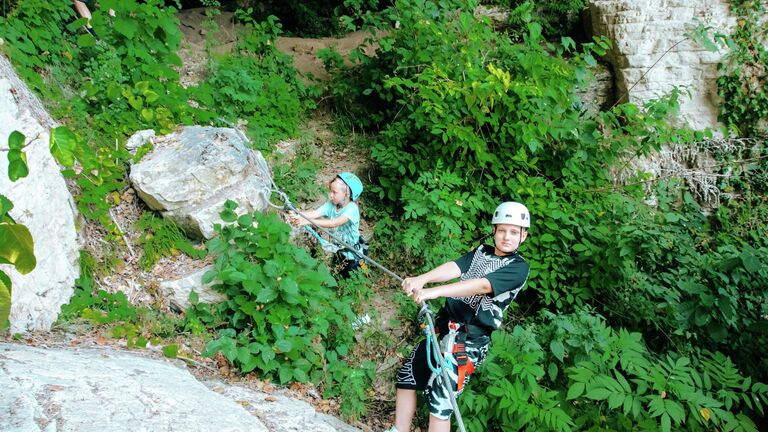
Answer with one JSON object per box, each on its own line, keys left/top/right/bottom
{"left": 442, "top": 245, "right": 529, "bottom": 332}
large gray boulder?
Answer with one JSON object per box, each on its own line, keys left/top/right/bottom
{"left": 589, "top": 0, "right": 736, "bottom": 130}
{"left": 209, "top": 382, "right": 362, "bottom": 432}
{"left": 129, "top": 126, "right": 271, "bottom": 239}
{"left": 158, "top": 265, "right": 224, "bottom": 311}
{"left": 0, "top": 342, "right": 361, "bottom": 432}
{"left": 0, "top": 55, "right": 80, "bottom": 333}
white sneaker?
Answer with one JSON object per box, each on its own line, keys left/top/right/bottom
{"left": 351, "top": 313, "right": 371, "bottom": 330}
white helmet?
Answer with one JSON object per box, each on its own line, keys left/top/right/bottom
{"left": 492, "top": 202, "right": 530, "bottom": 227}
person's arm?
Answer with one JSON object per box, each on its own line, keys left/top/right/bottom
{"left": 302, "top": 215, "right": 349, "bottom": 228}
{"left": 410, "top": 277, "right": 492, "bottom": 303}
{"left": 73, "top": 0, "right": 92, "bottom": 22}
{"left": 401, "top": 261, "right": 462, "bottom": 295}
{"left": 292, "top": 208, "right": 323, "bottom": 220}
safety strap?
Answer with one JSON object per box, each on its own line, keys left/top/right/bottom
{"left": 448, "top": 322, "right": 476, "bottom": 392}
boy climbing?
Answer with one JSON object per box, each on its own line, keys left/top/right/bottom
{"left": 289, "top": 172, "right": 365, "bottom": 278}
{"left": 387, "top": 201, "right": 532, "bottom": 432}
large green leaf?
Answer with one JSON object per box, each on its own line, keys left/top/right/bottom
{"left": 8, "top": 130, "right": 25, "bottom": 151}
{"left": 7, "top": 148, "right": 28, "bottom": 181}
{"left": 0, "top": 222, "right": 36, "bottom": 274}
{"left": 0, "top": 194, "right": 13, "bottom": 222}
{"left": 49, "top": 126, "right": 78, "bottom": 168}
{"left": 0, "top": 270, "right": 11, "bottom": 331}
{"left": 114, "top": 18, "right": 139, "bottom": 39}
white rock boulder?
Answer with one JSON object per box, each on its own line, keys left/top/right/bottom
{"left": 159, "top": 265, "right": 224, "bottom": 311}
{"left": 0, "top": 55, "right": 80, "bottom": 333}
{"left": 129, "top": 126, "right": 271, "bottom": 239}
{"left": 0, "top": 342, "right": 361, "bottom": 432}
{"left": 589, "top": 0, "right": 737, "bottom": 130}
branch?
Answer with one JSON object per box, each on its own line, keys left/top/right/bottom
{"left": 609, "top": 37, "right": 691, "bottom": 110}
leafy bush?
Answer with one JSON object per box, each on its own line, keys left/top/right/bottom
{"left": 194, "top": 13, "right": 313, "bottom": 149}
{"left": 200, "top": 201, "right": 359, "bottom": 387}
{"left": 716, "top": 6, "right": 768, "bottom": 136}
{"left": 244, "top": 0, "right": 386, "bottom": 37}
{"left": 0, "top": 0, "right": 79, "bottom": 95}
{"left": 487, "top": 0, "right": 589, "bottom": 39}
{"left": 463, "top": 310, "right": 768, "bottom": 432}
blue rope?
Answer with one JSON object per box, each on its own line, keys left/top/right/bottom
{"left": 425, "top": 325, "right": 443, "bottom": 375}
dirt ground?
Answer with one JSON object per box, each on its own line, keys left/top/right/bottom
{"left": 176, "top": 8, "right": 378, "bottom": 86}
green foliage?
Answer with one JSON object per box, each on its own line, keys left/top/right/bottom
{"left": 323, "top": 358, "right": 377, "bottom": 420}
{"left": 59, "top": 251, "right": 134, "bottom": 324}
{"left": 134, "top": 212, "right": 206, "bottom": 271}
{"left": 0, "top": 223, "right": 36, "bottom": 275}
{"left": 463, "top": 311, "right": 768, "bottom": 431}
{"left": 0, "top": 0, "right": 79, "bottom": 94}
{"left": 271, "top": 140, "right": 323, "bottom": 204}
{"left": 59, "top": 250, "right": 186, "bottom": 347}
{"left": 245, "top": 0, "right": 386, "bottom": 37}
{"left": 199, "top": 201, "right": 375, "bottom": 418}
{"left": 716, "top": 9, "right": 768, "bottom": 136}
{"left": 488, "top": 0, "right": 589, "bottom": 39}
{"left": 51, "top": 125, "right": 128, "bottom": 228}
{"left": 194, "top": 12, "right": 312, "bottom": 149}
{"left": 6, "top": 130, "right": 29, "bottom": 181}
{"left": 201, "top": 203, "right": 348, "bottom": 379}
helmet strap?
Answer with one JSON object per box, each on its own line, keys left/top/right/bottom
{"left": 336, "top": 189, "right": 350, "bottom": 209}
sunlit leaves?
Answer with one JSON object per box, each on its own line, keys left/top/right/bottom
{"left": 0, "top": 270, "right": 11, "bottom": 331}
{"left": 49, "top": 126, "right": 78, "bottom": 168}
{"left": 0, "top": 222, "right": 36, "bottom": 275}
{"left": 7, "top": 130, "right": 29, "bottom": 181}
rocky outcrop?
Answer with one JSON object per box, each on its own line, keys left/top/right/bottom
{"left": 0, "top": 342, "right": 360, "bottom": 431}
{"left": 211, "top": 382, "right": 361, "bottom": 432}
{"left": 577, "top": 62, "right": 614, "bottom": 115}
{"left": 129, "top": 126, "right": 271, "bottom": 239}
{"left": 589, "top": 0, "right": 736, "bottom": 130}
{"left": 0, "top": 55, "right": 80, "bottom": 333}
{"left": 158, "top": 265, "right": 224, "bottom": 311}
{"left": 474, "top": 5, "right": 510, "bottom": 30}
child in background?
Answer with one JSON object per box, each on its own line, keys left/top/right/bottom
{"left": 290, "top": 172, "right": 364, "bottom": 278}
{"left": 72, "top": 0, "right": 114, "bottom": 39}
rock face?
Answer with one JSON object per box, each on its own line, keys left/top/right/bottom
{"left": 210, "top": 382, "right": 361, "bottom": 432}
{"left": 0, "top": 343, "right": 361, "bottom": 432}
{"left": 0, "top": 55, "right": 80, "bottom": 333}
{"left": 158, "top": 265, "right": 225, "bottom": 311}
{"left": 576, "top": 62, "right": 615, "bottom": 116}
{"left": 129, "top": 126, "right": 271, "bottom": 239}
{"left": 589, "top": 0, "right": 736, "bottom": 130}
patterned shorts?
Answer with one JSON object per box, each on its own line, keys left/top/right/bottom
{"left": 395, "top": 333, "right": 489, "bottom": 420}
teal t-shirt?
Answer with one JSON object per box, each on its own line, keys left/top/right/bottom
{"left": 319, "top": 201, "right": 360, "bottom": 260}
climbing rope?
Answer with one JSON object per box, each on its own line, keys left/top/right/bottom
{"left": 245, "top": 141, "right": 468, "bottom": 432}
{"left": 269, "top": 189, "right": 467, "bottom": 432}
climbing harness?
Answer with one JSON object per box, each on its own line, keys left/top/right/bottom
{"left": 251, "top": 151, "right": 467, "bottom": 432}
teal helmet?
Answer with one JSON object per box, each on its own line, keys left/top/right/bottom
{"left": 337, "top": 172, "right": 363, "bottom": 201}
